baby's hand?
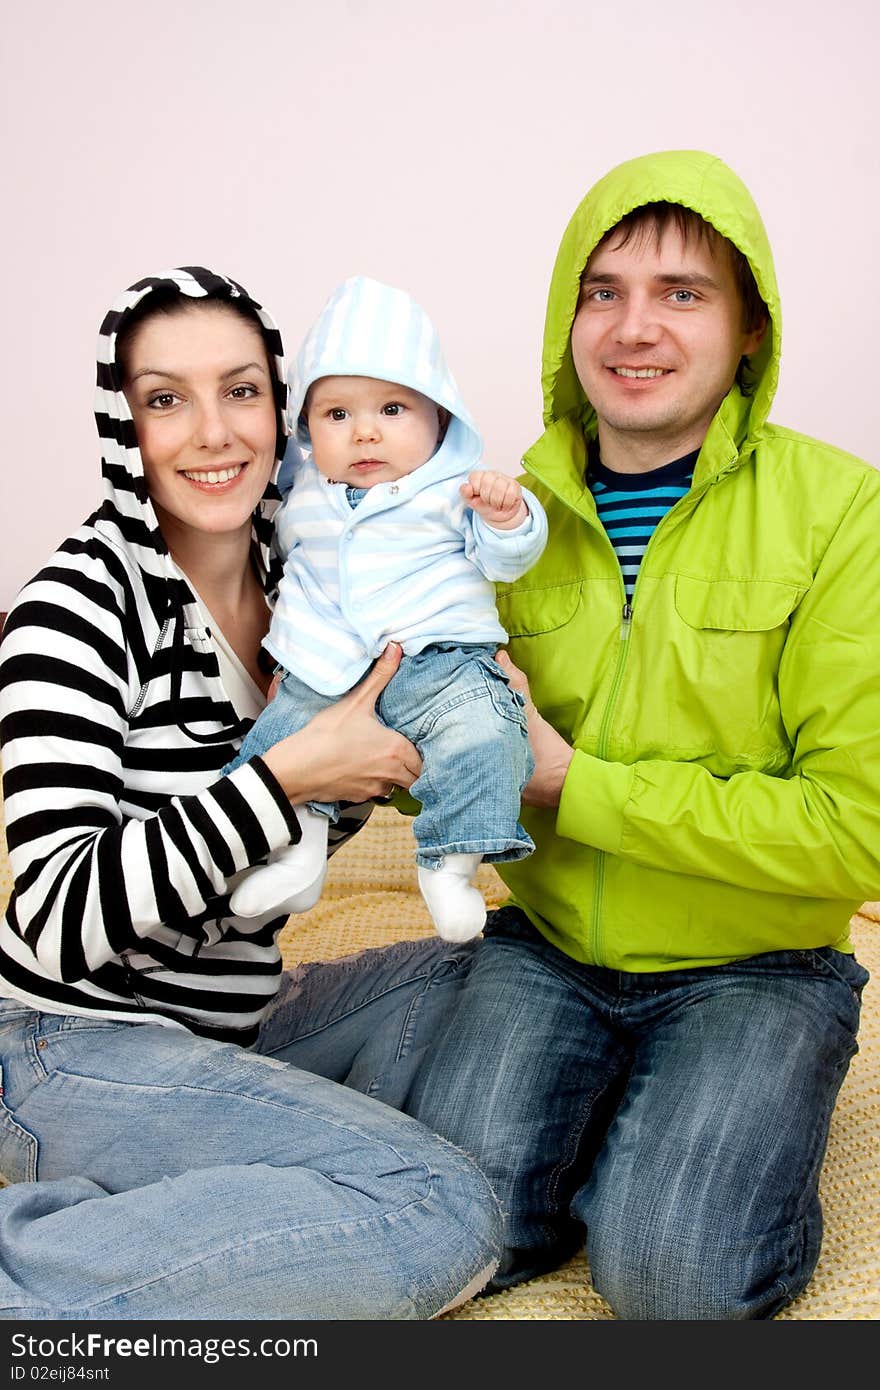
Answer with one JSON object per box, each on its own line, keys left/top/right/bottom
{"left": 461, "top": 470, "right": 528, "bottom": 530}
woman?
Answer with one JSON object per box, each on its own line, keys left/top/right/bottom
{"left": 0, "top": 267, "right": 501, "bottom": 1320}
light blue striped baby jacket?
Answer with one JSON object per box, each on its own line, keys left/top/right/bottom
{"left": 266, "top": 276, "right": 547, "bottom": 696}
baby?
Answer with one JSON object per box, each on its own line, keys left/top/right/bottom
{"left": 225, "top": 276, "right": 548, "bottom": 941}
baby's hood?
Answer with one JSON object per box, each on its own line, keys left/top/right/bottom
{"left": 282, "top": 276, "right": 482, "bottom": 484}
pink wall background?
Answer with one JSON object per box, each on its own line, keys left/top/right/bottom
{"left": 1, "top": 0, "right": 877, "bottom": 607}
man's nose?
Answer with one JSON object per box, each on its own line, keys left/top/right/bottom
{"left": 614, "top": 293, "right": 662, "bottom": 344}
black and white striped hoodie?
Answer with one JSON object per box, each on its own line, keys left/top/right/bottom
{"left": 0, "top": 268, "right": 369, "bottom": 1043}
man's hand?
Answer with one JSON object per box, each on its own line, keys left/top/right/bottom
{"left": 461, "top": 471, "right": 529, "bottom": 530}
{"left": 496, "top": 649, "right": 574, "bottom": 808}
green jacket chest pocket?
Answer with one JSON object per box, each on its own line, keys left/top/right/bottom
{"left": 497, "top": 581, "right": 607, "bottom": 741}
{"left": 672, "top": 575, "right": 804, "bottom": 769}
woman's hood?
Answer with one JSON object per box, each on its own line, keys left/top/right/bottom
{"left": 280, "top": 275, "right": 482, "bottom": 488}
{"left": 94, "top": 266, "right": 288, "bottom": 594}
{"left": 540, "top": 150, "right": 781, "bottom": 460}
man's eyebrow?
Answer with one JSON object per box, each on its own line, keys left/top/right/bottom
{"left": 580, "top": 271, "right": 722, "bottom": 290}
{"left": 580, "top": 271, "right": 624, "bottom": 286}
{"left": 127, "top": 361, "right": 269, "bottom": 383}
{"left": 654, "top": 272, "right": 721, "bottom": 290}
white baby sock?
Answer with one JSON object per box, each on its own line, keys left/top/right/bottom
{"left": 230, "top": 807, "right": 330, "bottom": 919}
{"left": 417, "top": 853, "right": 486, "bottom": 942}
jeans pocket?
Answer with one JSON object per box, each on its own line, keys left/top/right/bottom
{"left": 473, "top": 653, "right": 529, "bottom": 731}
{"left": 806, "top": 947, "right": 870, "bottom": 999}
{"left": 0, "top": 1063, "right": 39, "bottom": 1184}
{"left": 483, "top": 904, "right": 543, "bottom": 943}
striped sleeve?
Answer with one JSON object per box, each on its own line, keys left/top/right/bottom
{"left": 0, "top": 556, "right": 300, "bottom": 986}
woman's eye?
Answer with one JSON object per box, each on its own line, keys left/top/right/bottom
{"left": 147, "top": 391, "right": 178, "bottom": 410}
{"left": 382, "top": 403, "right": 403, "bottom": 416}
{"left": 228, "top": 383, "right": 258, "bottom": 400}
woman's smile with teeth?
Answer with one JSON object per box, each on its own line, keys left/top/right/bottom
{"left": 181, "top": 464, "right": 244, "bottom": 483}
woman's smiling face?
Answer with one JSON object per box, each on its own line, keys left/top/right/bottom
{"left": 122, "top": 302, "right": 278, "bottom": 548}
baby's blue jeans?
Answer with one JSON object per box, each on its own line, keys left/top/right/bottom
{"left": 223, "top": 643, "right": 535, "bottom": 868}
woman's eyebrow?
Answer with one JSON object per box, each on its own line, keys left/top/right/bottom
{"left": 220, "top": 361, "right": 269, "bottom": 380}
{"left": 127, "top": 360, "right": 268, "bottom": 383}
{"left": 127, "top": 365, "right": 182, "bottom": 382}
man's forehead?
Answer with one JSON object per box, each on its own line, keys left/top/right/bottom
{"left": 584, "top": 218, "right": 731, "bottom": 279}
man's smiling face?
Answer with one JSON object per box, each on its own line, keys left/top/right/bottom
{"left": 570, "top": 218, "right": 766, "bottom": 468}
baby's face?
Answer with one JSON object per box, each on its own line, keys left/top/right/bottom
{"left": 305, "top": 376, "right": 442, "bottom": 488}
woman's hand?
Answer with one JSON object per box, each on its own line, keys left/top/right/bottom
{"left": 261, "top": 643, "right": 421, "bottom": 804}
{"left": 495, "top": 649, "right": 574, "bottom": 808}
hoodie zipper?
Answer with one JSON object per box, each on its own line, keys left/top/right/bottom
{"left": 585, "top": 462, "right": 740, "bottom": 959}
{"left": 525, "top": 452, "right": 738, "bottom": 963}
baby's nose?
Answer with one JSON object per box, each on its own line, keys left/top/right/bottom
{"left": 353, "top": 413, "right": 380, "bottom": 441}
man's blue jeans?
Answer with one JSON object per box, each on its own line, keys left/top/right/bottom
{"left": 405, "top": 906, "right": 870, "bottom": 1320}
{"left": 0, "top": 938, "right": 501, "bottom": 1320}
{"left": 224, "top": 644, "right": 534, "bottom": 867}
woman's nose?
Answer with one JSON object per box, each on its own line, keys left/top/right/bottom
{"left": 194, "top": 400, "right": 232, "bottom": 450}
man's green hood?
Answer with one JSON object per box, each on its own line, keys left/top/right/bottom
{"left": 541, "top": 150, "right": 781, "bottom": 466}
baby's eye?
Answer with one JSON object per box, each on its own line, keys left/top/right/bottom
{"left": 329, "top": 408, "right": 348, "bottom": 421}
{"left": 382, "top": 402, "right": 404, "bottom": 416}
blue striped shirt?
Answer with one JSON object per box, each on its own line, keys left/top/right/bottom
{"left": 588, "top": 447, "right": 698, "bottom": 601}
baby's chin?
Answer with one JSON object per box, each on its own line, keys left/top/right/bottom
{"left": 321, "top": 459, "right": 431, "bottom": 487}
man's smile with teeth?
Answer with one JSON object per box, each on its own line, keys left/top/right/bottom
{"left": 181, "top": 464, "right": 244, "bottom": 483}
{"left": 611, "top": 367, "right": 671, "bottom": 378}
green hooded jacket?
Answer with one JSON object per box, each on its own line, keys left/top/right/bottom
{"left": 496, "top": 150, "right": 880, "bottom": 970}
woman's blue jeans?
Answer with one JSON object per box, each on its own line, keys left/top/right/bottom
{"left": 0, "top": 938, "right": 501, "bottom": 1321}
{"left": 405, "top": 907, "right": 869, "bottom": 1320}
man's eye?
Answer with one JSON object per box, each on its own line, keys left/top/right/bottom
{"left": 586, "top": 288, "right": 616, "bottom": 303}
{"left": 670, "top": 290, "right": 696, "bottom": 304}
{"left": 382, "top": 403, "right": 403, "bottom": 416}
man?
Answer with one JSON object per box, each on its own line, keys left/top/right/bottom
{"left": 408, "top": 150, "right": 880, "bottom": 1319}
